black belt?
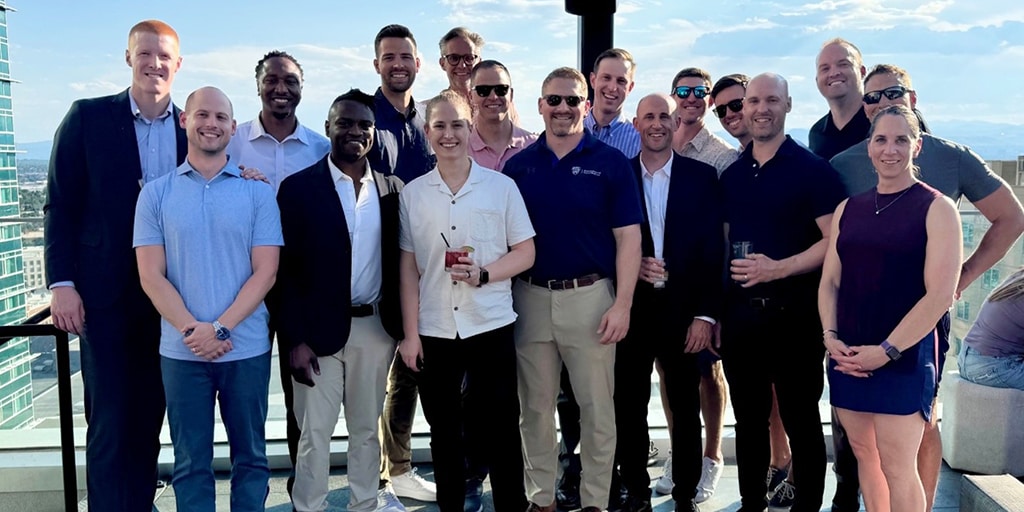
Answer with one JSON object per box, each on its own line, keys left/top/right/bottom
{"left": 524, "top": 273, "right": 604, "bottom": 291}
{"left": 351, "top": 304, "right": 377, "bottom": 318}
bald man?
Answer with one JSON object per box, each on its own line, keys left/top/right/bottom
{"left": 45, "top": 19, "right": 187, "bottom": 509}
{"left": 610, "top": 93, "right": 723, "bottom": 512}
{"left": 718, "top": 74, "right": 845, "bottom": 512}
{"left": 135, "top": 86, "right": 282, "bottom": 510}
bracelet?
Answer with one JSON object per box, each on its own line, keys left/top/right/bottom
{"left": 823, "top": 329, "right": 838, "bottom": 338}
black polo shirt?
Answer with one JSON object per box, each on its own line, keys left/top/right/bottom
{"left": 808, "top": 107, "right": 870, "bottom": 161}
{"left": 721, "top": 136, "right": 847, "bottom": 305}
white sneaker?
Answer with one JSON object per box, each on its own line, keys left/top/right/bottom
{"left": 377, "top": 485, "right": 408, "bottom": 512}
{"left": 391, "top": 467, "right": 438, "bottom": 502}
{"left": 654, "top": 452, "right": 674, "bottom": 495}
{"left": 694, "top": 456, "right": 724, "bottom": 503}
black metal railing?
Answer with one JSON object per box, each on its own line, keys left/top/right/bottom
{"left": 0, "top": 306, "right": 78, "bottom": 512}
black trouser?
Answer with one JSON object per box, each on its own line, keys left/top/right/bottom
{"left": 463, "top": 375, "right": 489, "bottom": 483}
{"left": 79, "top": 296, "right": 164, "bottom": 511}
{"left": 418, "top": 324, "right": 527, "bottom": 512}
{"left": 557, "top": 365, "right": 583, "bottom": 480}
{"left": 721, "top": 297, "right": 826, "bottom": 512}
{"left": 613, "top": 289, "right": 702, "bottom": 505}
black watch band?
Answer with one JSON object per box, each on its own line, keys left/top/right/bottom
{"left": 476, "top": 268, "right": 489, "bottom": 287}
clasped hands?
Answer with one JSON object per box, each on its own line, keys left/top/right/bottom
{"left": 825, "top": 336, "right": 889, "bottom": 378}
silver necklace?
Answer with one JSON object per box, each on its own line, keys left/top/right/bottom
{"left": 874, "top": 186, "right": 913, "bottom": 215}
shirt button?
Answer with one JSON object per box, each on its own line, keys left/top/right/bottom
{"left": 451, "top": 225, "right": 456, "bottom": 230}
{"left": 453, "top": 306, "right": 459, "bottom": 311}
{"left": 205, "top": 185, "right": 210, "bottom": 189}
{"left": 452, "top": 281, "right": 457, "bottom": 286}
{"left": 451, "top": 200, "right": 456, "bottom": 205}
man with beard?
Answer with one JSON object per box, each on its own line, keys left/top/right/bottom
{"left": 277, "top": 88, "right": 409, "bottom": 512}
{"left": 505, "top": 66, "right": 642, "bottom": 512}
{"left": 371, "top": 23, "right": 439, "bottom": 511}
{"left": 719, "top": 73, "right": 843, "bottom": 512}
{"left": 709, "top": 74, "right": 751, "bottom": 150}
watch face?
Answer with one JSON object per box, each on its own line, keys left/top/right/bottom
{"left": 215, "top": 327, "right": 230, "bottom": 341}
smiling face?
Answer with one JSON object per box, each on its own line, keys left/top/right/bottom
{"left": 181, "top": 88, "right": 236, "bottom": 157}
{"left": 673, "top": 75, "right": 710, "bottom": 126}
{"left": 374, "top": 37, "right": 420, "bottom": 94}
{"left": 633, "top": 94, "right": 677, "bottom": 154}
{"left": 471, "top": 66, "right": 512, "bottom": 123}
{"left": 440, "top": 36, "right": 480, "bottom": 91}
{"left": 815, "top": 42, "right": 865, "bottom": 102}
{"left": 868, "top": 111, "right": 922, "bottom": 181}
{"left": 863, "top": 72, "right": 916, "bottom": 120}
{"left": 258, "top": 56, "right": 302, "bottom": 120}
{"left": 712, "top": 84, "right": 748, "bottom": 142}
{"left": 426, "top": 99, "right": 471, "bottom": 160}
{"left": 589, "top": 56, "right": 634, "bottom": 117}
{"left": 326, "top": 100, "right": 375, "bottom": 164}
{"left": 539, "top": 77, "right": 589, "bottom": 138}
{"left": 743, "top": 74, "right": 791, "bottom": 144}
{"left": 126, "top": 31, "right": 181, "bottom": 98}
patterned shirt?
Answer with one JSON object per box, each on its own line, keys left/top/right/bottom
{"left": 677, "top": 125, "right": 739, "bottom": 176}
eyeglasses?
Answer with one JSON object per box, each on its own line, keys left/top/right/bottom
{"left": 863, "top": 85, "right": 910, "bottom": 105}
{"left": 713, "top": 99, "right": 744, "bottom": 119}
{"left": 673, "top": 85, "right": 710, "bottom": 99}
{"left": 543, "top": 95, "right": 585, "bottom": 107}
{"left": 443, "top": 53, "right": 478, "bottom": 66}
{"left": 474, "top": 84, "right": 511, "bottom": 97}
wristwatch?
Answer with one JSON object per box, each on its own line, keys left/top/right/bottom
{"left": 212, "top": 320, "right": 231, "bottom": 341}
{"left": 880, "top": 340, "right": 901, "bottom": 361}
{"left": 476, "top": 268, "right": 490, "bottom": 287}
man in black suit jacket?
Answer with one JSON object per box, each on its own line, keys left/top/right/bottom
{"left": 612, "top": 94, "right": 724, "bottom": 512}
{"left": 276, "top": 89, "right": 406, "bottom": 512}
{"left": 44, "top": 20, "right": 185, "bottom": 511}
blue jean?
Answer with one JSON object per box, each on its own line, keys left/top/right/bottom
{"left": 162, "top": 352, "right": 272, "bottom": 512}
{"left": 959, "top": 346, "right": 1024, "bottom": 391}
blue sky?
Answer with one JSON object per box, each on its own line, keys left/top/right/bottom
{"left": 9, "top": 0, "right": 1024, "bottom": 146}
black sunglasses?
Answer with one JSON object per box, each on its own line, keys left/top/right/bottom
{"left": 713, "top": 99, "right": 744, "bottom": 119}
{"left": 474, "top": 84, "right": 511, "bottom": 97}
{"left": 674, "top": 85, "right": 710, "bottom": 99}
{"left": 544, "top": 95, "right": 585, "bottom": 107}
{"left": 443, "top": 53, "right": 478, "bottom": 66}
{"left": 863, "top": 85, "right": 910, "bottom": 105}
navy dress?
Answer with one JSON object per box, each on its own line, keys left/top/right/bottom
{"left": 830, "top": 182, "right": 944, "bottom": 420}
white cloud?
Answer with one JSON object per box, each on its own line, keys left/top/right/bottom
{"left": 68, "top": 80, "right": 121, "bottom": 93}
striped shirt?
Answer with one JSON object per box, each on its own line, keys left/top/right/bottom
{"left": 584, "top": 111, "right": 640, "bottom": 158}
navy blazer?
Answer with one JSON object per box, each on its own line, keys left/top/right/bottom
{"left": 275, "top": 155, "right": 406, "bottom": 357}
{"left": 631, "top": 153, "right": 725, "bottom": 323}
{"left": 44, "top": 88, "right": 187, "bottom": 309}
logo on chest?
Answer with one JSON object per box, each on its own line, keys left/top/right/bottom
{"left": 571, "top": 166, "right": 601, "bottom": 177}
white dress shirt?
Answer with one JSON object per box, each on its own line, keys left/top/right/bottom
{"left": 227, "top": 117, "right": 330, "bottom": 190}
{"left": 329, "top": 159, "right": 383, "bottom": 305}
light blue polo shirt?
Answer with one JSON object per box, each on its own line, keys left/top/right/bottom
{"left": 133, "top": 159, "right": 283, "bottom": 362}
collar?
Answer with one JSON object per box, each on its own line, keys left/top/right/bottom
{"left": 639, "top": 152, "right": 674, "bottom": 178}
{"left": 249, "top": 115, "right": 310, "bottom": 144}
{"left": 329, "top": 159, "right": 374, "bottom": 184}
{"left": 536, "top": 130, "right": 594, "bottom": 157}
{"left": 741, "top": 135, "right": 800, "bottom": 163}
{"left": 469, "top": 123, "right": 531, "bottom": 152}
{"left": 374, "top": 87, "right": 419, "bottom": 119}
{"left": 424, "top": 158, "right": 485, "bottom": 189}
{"left": 584, "top": 110, "right": 630, "bottom": 132}
{"left": 128, "top": 87, "right": 174, "bottom": 120}
{"left": 178, "top": 158, "right": 240, "bottom": 178}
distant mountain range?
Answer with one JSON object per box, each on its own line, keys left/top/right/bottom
{"left": 15, "top": 120, "right": 1024, "bottom": 162}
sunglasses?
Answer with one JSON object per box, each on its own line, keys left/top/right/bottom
{"left": 863, "top": 85, "right": 910, "bottom": 105}
{"left": 474, "top": 84, "right": 511, "bottom": 97}
{"left": 544, "top": 95, "right": 585, "bottom": 107}
{"left": 443, "top": 53, "right": 478, "bottom": 66}
{"left": 673, "top": 85, "right": 710, "bottom": 99}
{"left": 713, "top": 99, "right": 744, "bottom": 119}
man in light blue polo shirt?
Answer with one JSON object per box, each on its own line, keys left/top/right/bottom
{"left": 134, "top": 86, "right": 282, "bottom": 511}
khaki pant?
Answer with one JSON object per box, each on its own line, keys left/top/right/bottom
{"left": 292, "top": 314, "right": 396, "bottom": 512}
{"left": 514, "top": 278, "right": 617, "bottom": 509}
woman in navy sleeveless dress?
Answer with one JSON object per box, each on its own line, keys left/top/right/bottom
{"left": 819, "top": 106, "right": 962, "bottom": 512}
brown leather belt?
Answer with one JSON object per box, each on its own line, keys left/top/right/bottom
{"left": 525, "top": 273, "right": 603, "bottom": 291}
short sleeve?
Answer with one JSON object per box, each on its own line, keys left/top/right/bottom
{"left": 503, "top": 178, "right": 536, "bottom": 247}
{"left": 958, "top": 146, "right": 1003, "bottom": 203}
{"left": 398, "top": 186, "right": 414, "bottom": 252}
{"left": 252, "top": 183, "right": 284, "bottom": 247}
{"left": 132, "top": 183, "right": 164, "bottom": 247}
{"left": 810, "top": 160, "right": 848, "bottom": 219}
{"left": 606, "top": 151, "right": 644, "bottom": 229}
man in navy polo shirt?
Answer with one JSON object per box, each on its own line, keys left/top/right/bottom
{"left": 504, "top": 66, "right": 642, "bottom": 512}
{"left": 719, "top": 73, "right": 845, "bottom": 512}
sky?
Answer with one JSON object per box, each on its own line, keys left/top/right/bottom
{"left": 8, "top": 0, "right": 1024, "bottom": 147}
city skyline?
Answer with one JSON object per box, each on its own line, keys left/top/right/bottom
{"left": 7, "top": 0, "right": 1024, "bottom": 154}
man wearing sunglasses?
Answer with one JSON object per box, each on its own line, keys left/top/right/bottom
{"left": 583, "top": 48, "right": 640, "bottom": 158}
{"left": 438, "top": 27, "right": 483, "bottom": 107}
{"left": 504, "top": 66, "right": 643, "bottom": 512}
{"left": 670, "top": 68, "right": 738, "bottom": 176}
{"left": 468, "top": 60, "right": 538, "bottom": 172}
{"left": 809, "top": 38, "right": 870, "bottom": 161}
{"left": 829, "top": 63, "right": 1024, "bottom": 512}
{"left": 710, "top": 74, "right": 751, "bottom": 150}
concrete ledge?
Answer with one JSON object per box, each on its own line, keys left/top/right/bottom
{"left": 961, "top": 474, "right": 1024, "bottom": 512}
{"left": 940, "top": 372, "right": 1024, "bottom": 476}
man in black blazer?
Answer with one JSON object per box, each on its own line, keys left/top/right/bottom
{"left": 276, "top": 89, "right": 406, "bottom": 512}
{"left": 612, "top": 93, "right": 724, "bottom": 512}
{"left": 44, "top": 20, "right": 185, "bottom": 510}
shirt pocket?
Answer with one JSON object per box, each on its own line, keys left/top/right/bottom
{"left": 471, "top": 208, "right": 502, "bottom": 243}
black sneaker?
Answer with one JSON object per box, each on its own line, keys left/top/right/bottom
{"left": 555, "top": 475, "right": 581, "bottom": 511}
{"left": 465, "top": 478, "right": 484, "bottom": 512}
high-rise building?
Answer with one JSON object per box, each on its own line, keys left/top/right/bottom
{"left": 0, "top": 0, "right": 32, "bottom": 430}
